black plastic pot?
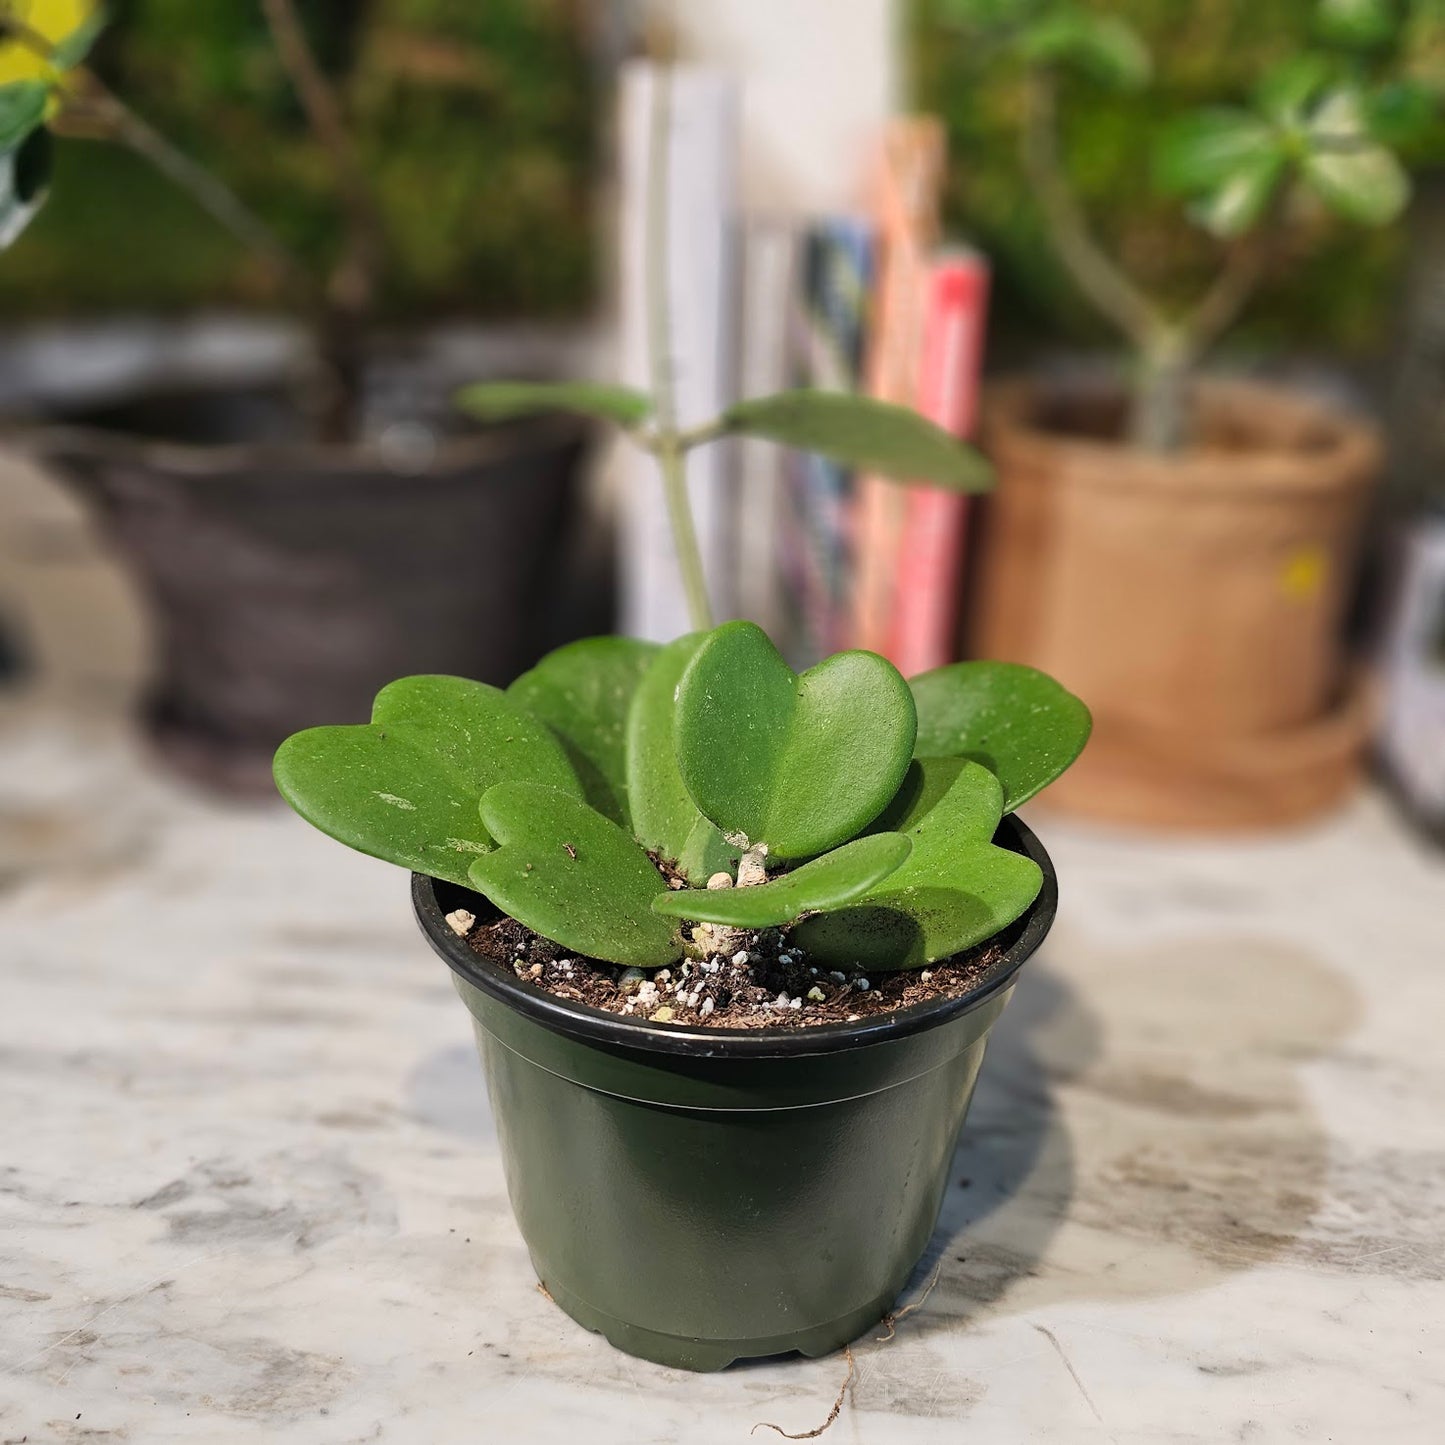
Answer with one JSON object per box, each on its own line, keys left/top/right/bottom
{"left": 413, "top": 815, "right": 1057, "bottom": 1372}
{"left": 21, "top": 386, "right": 588, "bottom": 794}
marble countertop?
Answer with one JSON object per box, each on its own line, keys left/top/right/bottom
{"left": 2, "top": 713, "right": 1442, "bottom": 1444}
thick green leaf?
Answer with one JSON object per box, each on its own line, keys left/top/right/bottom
{"left": 1018, "top": 9, "right": 1152, "bottom": 90}
{"left": 720, "top": 391, "right": 993, "bottom": 492}
{"left": 910, "top": 660, "right": 1091, "bottom": 812}
{"left": 0, "top": 81, "right": 48, "bottom": 152}
{"left": 469, "top": 783, "right": 680, "bottom": 967}
{"left": 273, "top": 675, "right": 580, "bottom": 888}
{"left": 508, "top": 636, "right": 658, "bottom": 827}
{"left": 455, "top": 381, "right": 652, "bottom": 429}
{"left": 1191, "top": 150, "right": 1288, "bottom": 237}
{"left": 625, "top": 631, "right": 731, "bottom": 881}
{"left": 677, "top": 814, "right": 743, "bottom": 884}
{"left": 652, "top": 834, "right": 912, "bottom": 929}
{"left": 1256, "top": 55, "right": 1335, "bottom": 124}
{"left": 1367, "top": 79, "right": 1438, "bottom": 148}
{"left": 793, "top": 759, "right": 1043, "bottom": 970}
{"left": 676, "top": 621, "right": 916, "bottom": 860}
{"left": 1316, "top": 0, "right": 1397, "bottom": 49}
{"left": 1154, "top": 109, "right": 1282, "bottom": 196}
{"left": 1303, "top": 90, "right": 1410, "bottom": 225}
{"left": 1303, "top": 141, "right": 1410, "bottom": 223}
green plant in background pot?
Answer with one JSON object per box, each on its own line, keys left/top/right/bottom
{"left": 274, "top": 281, "right": 1090, "bottom": 1366}
{"left": 936, "top": 0, "right": 1443, "bottom": 829}
{"left": 0, "top": 1, "right": 594, "bottom": 791}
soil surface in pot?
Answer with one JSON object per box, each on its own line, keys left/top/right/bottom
{"left": 458, "top": 911, "right": 1004, "bottom": 1030}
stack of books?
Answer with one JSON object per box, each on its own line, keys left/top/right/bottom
{"left": 618, "top": 68, "right": 989, "bottom": 672}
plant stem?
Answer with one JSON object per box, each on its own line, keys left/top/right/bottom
{"left": 644, "top": 63, "right": 714, "bottom": 631}
{"left": 656, "top": 433, "right": 715, "bottom": 633}
{"left": 1020, "top": 70, "right": 1165, "bottom": 354}
{"left": 1129, "top": 336, "right": 1189, "bottom": 453}
{"left": 259, "top": 0, "right": 383, "bottom": 444}
{"left": 88, "top": 86, "right": 310, "bottom": 295}
{"left": 1182, "top": 234, "right": 1270, "bottom": 360}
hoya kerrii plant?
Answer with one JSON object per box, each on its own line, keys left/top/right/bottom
{"left": 273, "top": 64, "right": 1089, "bottom": 999}
{"left": 274, "top": 370, "right": 1089, "bottom": 986}
{"left": 274, "top": 618, "right": 1089, "bottom": 978}
{"left": 935, "top": 0, "right": 1442, "bottom": 451}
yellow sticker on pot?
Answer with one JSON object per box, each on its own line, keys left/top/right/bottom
{"left": 1281, "top": 545, "right": 1328, "bottom": 601}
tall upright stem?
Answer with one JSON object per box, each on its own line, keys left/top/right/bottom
{"left": 1020, "top": 71, "right": 1165, "bottom": 354}
{"left": 644, "top": 64, "right": 714, "bottom": 632}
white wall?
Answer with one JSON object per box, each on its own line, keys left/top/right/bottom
{"left": 639, "top": 0, "right": 901, "bottom": 216}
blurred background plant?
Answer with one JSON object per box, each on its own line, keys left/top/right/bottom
{"left": 0, "top": 0, "right": 597, "bottom": 322}
{"left": 915, "top": 0, "right": 1445, "bottom": 402}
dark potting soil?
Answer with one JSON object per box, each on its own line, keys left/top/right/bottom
{"left": 461, "top": 911, "right": 1005, "bottom": 1030}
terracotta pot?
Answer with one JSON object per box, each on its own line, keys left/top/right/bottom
{"left": 973, "top": 378, "right": 1380, "bottom": 740}
{"left": 20, "top": 385, "right": 588, "bottom": 794}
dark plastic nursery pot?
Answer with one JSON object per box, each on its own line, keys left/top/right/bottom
{"left": 413, "top": 814, "right": 1057, "bottom": 1372}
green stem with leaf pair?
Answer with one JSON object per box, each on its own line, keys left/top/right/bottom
{"left": 1020, "top": 70, "right": 1269, "bottom": 453}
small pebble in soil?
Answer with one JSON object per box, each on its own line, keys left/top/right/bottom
{"left": 465, "top": 910, "right": 1005, "bottom": 1031}
{"left": 445, "top": 909, "right": 476, "bottom": 937}
{"left": 707, "top": 872, "right": 733, "bottom": 890}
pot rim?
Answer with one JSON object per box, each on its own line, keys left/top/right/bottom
{"left": 984, "top": 374, "right": 1380, "bottom": 498}
{"left": 411, "top": 813, "right": 1058, "bottom": 1060}
{"left": 5, "top": 409, "right": 588, "bottom": 480}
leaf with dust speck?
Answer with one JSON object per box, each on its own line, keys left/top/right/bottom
{"left": 469, "top": 782, "right": 681, "bottom": 967}
{"left": 273, "top": 675, "right": 581, "bottom": 887}
{"left": 910, "top": 662, "right": 1091, "bottom": 811}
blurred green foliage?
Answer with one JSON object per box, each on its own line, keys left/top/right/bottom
{"left": 0, "top": 0, "right": 598, "bottom": 318}
{"left": 913, "top": 0, "right": 1445, "bottom": 353}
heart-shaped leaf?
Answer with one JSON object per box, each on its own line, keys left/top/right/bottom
{"left": 910, "top": 661, "right": 1090, "bottom": 812}
{"left": 273, "top": 676, "right": 580, "bottom": 888}
{"left": 720, "top": 391, "right": 993, "bottom": 492}
{"left": 455, "top": 381, "right": 652, "bottom": 429}
{"left": 626, "top": 632, "right": 733, "bottom": 882}
{"left": 675, "top": 621, "right": 916, "bottom": 860}
{"left": 652, "top": 833, "right": 911, "bottom": 929}
{"left": 469, "top": 783, "right": 680, "bottom": 967}
{"left": 508, "top": 636, "right": 659, "bottom": 827}
{"left": 793, "top": 759, "right": 1043, "bottom": 970}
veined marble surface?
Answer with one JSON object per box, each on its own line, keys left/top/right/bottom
{"left": 1, "top": 714, "right": 1442, "bottom": 1444}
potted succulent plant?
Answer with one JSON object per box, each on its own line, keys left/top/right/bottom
{"left": 272, "top": 275, "right": 1090, "bottom": 1366}
{"left": 0, "top": 3, "right": 591, "bottom": 791}
{"left": 934, "top": 0, "right": 1441, "bottom": 827}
